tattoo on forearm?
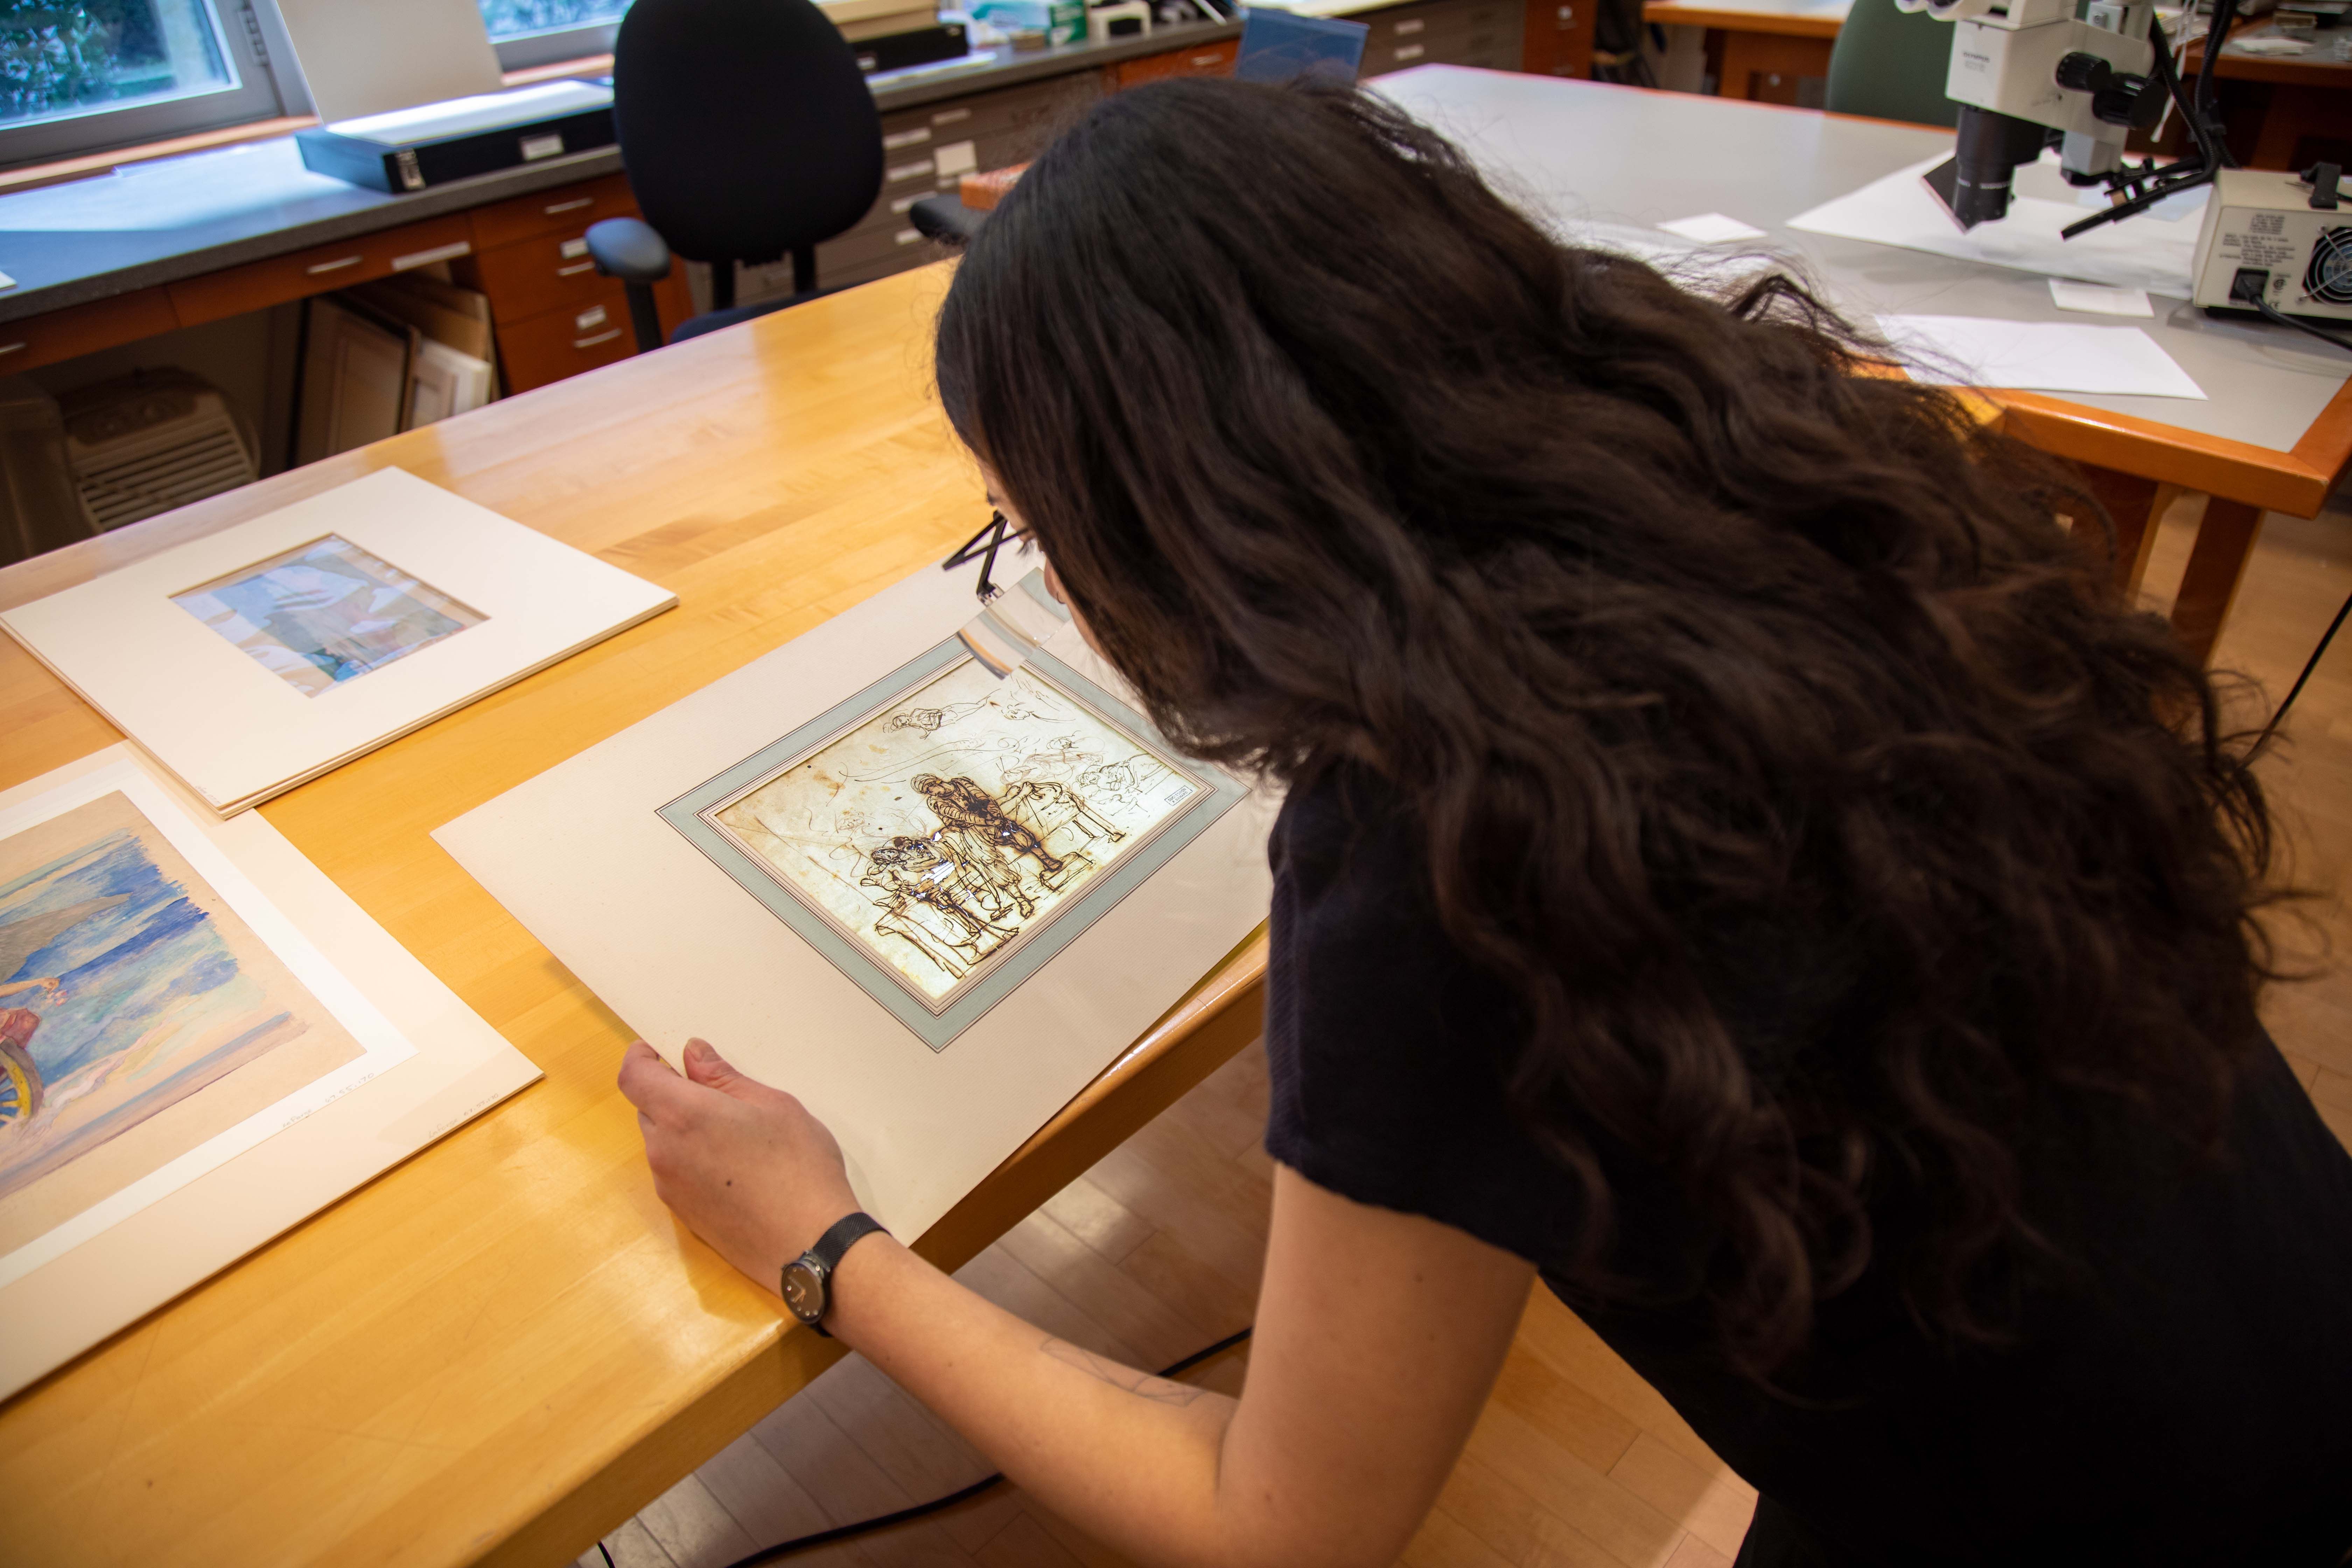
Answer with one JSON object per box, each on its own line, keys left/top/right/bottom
{"left": 1041, "top": 1337, "right": 1209, "bottom": 1407}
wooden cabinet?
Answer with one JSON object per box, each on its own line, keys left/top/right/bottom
{"left": 467, "top": 172, "right": 642, "bottom": 252}
{"left": 452, "top": 173, "right": 694, "bottom": 394}
{"left": 1113, "top": 38, "right": 1239, "bottom": 86}
{"left": 0, "top": 287, "right": 178, "bottom": 372}
{"left": 1358, "top": 0, "right": 1527, "bottom": 76}
{"left": 168, "top": 215, "right": 475, "bottom": 327}
{"left": 811, "top": 71, "right": 1105, "bottom": 293}
{"left": 491, "top": 289, "right": 637, "bottom": 391}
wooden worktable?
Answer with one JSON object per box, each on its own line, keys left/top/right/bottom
{"left": 0, "top": 261, "right": 1268, "bottom": 1568}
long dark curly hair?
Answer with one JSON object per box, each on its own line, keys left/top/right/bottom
{"left": 933, "top": 77, "right": 2279, "bottom": 1377}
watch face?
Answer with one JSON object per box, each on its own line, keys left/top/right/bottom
{"left": 782, "top": 1261, "right": 824, "bottom": 1322}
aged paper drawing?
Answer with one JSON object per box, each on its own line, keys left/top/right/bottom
{"left": 0, "top": 791, "right": 362, "bottom": 1257}
{"left": 171, "top": 533, "right": 485, "bottom": 697}
{"left": 703, "top": 658, "right": 1204, "bottom": 1013}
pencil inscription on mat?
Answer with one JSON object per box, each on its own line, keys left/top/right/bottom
{"left": 0, "top": 792, "right": 361, "bottom": 1256}
{"left": 172, "top": 534, "right": 484, "bottom": 696}
{"left": 701, "top": 659, "right": 1203, "bottom": 1013}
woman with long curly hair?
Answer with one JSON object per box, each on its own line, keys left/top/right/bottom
{"left": 618, "top": 78, "right": 2352, "bottom": 1566}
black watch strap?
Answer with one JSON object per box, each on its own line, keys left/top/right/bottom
{"left": 787, "top": 1211, "right": 888, "bottom": 1337}
{"left": 811, "top": 1210, "right": 888, "bottom": 1273}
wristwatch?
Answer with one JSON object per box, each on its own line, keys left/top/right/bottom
{"left": 780, "top": 1211, "right": 889, "bottom": 1337}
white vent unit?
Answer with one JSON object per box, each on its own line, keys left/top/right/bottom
{"left": 60, "top": 370, "right": 258, "bottom": 534}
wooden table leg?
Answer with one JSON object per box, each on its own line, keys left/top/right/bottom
{"left": 2172, "top": 495, "right": 2266, "bottom": 666}
{"left": 2067, "top": 461, "right": 2169, "bottom": 597}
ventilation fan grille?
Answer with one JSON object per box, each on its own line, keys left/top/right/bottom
{"left": 2308, "top": 225, "right": 2352, "bottom": 308}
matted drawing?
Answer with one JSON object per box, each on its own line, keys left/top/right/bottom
{"left": 0, "top": 790, "right": 364, "bottom": 1259}
{"left": 170, "top": 533, "right": 485, "bottom": 698}
{"left": 662, "top": 639, "right": 1248, "bottom": 1050}
{"left": 0, "top": 467, "right": 677, "bottom": 815}
{"left": 0, "top": 747, "right": 540, "bottom": 1402}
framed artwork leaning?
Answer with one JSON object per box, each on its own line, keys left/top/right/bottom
{"left": 665, "top": 640, "right": 1247, "bottom": 1050}
{"left": 0, "top": 467, "right": 677, "bottom": 816}
{"left": 437, "top": 560, "right": 1277, "bottom": 1242}
{"left": 0, "top": 746, "right": 541, "bottom": 1400}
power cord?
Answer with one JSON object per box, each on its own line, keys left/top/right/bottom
{"left": 591, "top": 1327, "right": 1256, "bottom": 1568}
{"left": 2253, "top": 296, "right": 2352, "bottom": 357}
{"left": 2255, "top": 586, "right": 2352, "bottom": 753}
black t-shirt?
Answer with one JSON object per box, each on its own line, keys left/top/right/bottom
{"left": 1264, "top": 765, "right": 2352, "bottom": 1566}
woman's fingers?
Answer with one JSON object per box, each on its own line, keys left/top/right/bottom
{"left": 617, "top": 1039, "right": 691, "bottom": 1120}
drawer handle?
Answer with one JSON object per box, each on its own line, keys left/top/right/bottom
{"left": 558, "top": 259, "right": 597, "bottom": 275}
{"left": 1192, "top": 52, "right": 1222, "bottom": 64}
{"left": 1394, "top": 17, "right": 1424, "bottom": 31}
{"left": 544, "top": 197, "right": 595, "bottom": 215}
{"left": 1394, "top": 42, "right": 1425, "bottom": 58}
{"left": 573, "top": 328, "right": 623, "bottom": 348}
{"left": 305, "top": 255, "right": 364, "bottom": 275}
{"left": 0, "top": 342, "right": 24, "bottom": 357}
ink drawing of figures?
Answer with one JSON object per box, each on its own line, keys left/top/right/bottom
{"left": 172, "top": 534, "right": 485, "bottom": 698}
{"left": 0, "top": 792, "right": 363, "bottom": 1259}
{"left": 706, "top": 658, "right": 1204, "bottom": 1014}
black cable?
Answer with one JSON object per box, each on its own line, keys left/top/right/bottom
{"left": 2256, "top": 587, "right": 2352, "bottom": 753}
{"left": 597, "top": 1545, "right": 616, "bottom": 1567}
{"left": 2253, "top": 296, "right": 2352, "bottom": 356}
{"left": 707, "top": 1327, "right": 1255, "bottom": 1568}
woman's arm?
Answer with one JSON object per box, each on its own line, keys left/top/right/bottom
{"left": 619, "top": 1039, "right": 1535, "bottom": 1568}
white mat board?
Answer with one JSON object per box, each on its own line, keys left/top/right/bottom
{"left": 0, "top": 468, "right": 676, "bottom": 816}
{"left": 435, "top": 561, "right": 1279, "bottom": 1244}
{"left": 0, "top": 746, "right": 540, "bottom": 1400}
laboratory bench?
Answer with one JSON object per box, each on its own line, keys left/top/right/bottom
{"left": 0, "top": 0, "right": 1582, "bottom": 400}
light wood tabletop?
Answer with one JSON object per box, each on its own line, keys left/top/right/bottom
{"left": 0, "top": 261, "right": 1268, "bottom": 1568}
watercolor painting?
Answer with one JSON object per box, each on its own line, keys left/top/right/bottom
{"left": 172, "top": 533, "right": 484, "bottom": 697}
{"left": 0, "top": 792, "right": 360, "bottom": 1244}
{"left": 705, "top": 658, "right": 1203, "bottom": 1010}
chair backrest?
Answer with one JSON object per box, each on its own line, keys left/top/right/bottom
{"left": 1823, "top": 0, "right": 1961, "bottom": 127}
{"left": 612, "top": 0, "right": 886, "bottom": 266}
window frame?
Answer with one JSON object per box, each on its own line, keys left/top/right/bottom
{"left": 484, "top": 9, "right": 628, "bottom": 72}
{"left": 0, "top": 0, "right": 305, "bottom": 170}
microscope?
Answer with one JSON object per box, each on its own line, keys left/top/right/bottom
{"left": 1896, "top": 0, "right": 2238, "bottom": 237}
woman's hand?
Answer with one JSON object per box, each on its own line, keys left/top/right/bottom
{"left": 616, "top": 1038, "right": 861, "bottom": 1294}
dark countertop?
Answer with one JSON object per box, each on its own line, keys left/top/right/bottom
{"left": 0, "top": 20, "right": 1241, "bottom": 327}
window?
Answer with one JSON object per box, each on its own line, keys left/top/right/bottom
{"left": 478, "top": 0, "right": 629, "bottom": 71}
{"left": 0, "top": 0, "right": 290, "bottom": 166}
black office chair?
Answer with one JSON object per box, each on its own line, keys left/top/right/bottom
{"left": 587, "top": 0, "right": 886, "bottom": 351}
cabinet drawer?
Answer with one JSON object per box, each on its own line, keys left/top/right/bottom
{"left": 497, "top": 287, "right": 635, "bottom": 393}
{"left": 0, "top": 287, "right": 178, "bottom": 372}
{"left": 470, "top": 225, "right": 619, "bottom": 324}
{"left": 469, "top": 173, "right": 639, "bottom": 252}
{"left": 1113, "top": 39, "right": 1238, "bottom": 87}
{"left": 169, "top": 215, "right": 474, "bottom": 326}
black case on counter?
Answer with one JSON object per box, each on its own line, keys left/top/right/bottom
{"left": 296, "top": 105, "right": 616, "bottom": 194}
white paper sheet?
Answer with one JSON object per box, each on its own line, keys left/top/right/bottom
{"left": 1876, "top": 314, "right": 2207, "bottom": 399}
{"left": 1788, "top": 154, "right": 2202, "bottom": 295}
{"left": 1657, "top": 212, "right": 1768, "bottom": 244}
{"left": 2047, "top": 280, "right": 2154, "bottom": 317}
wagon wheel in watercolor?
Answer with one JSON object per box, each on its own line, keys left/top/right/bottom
{"left": 0, "top": 1038, "right": 40, "bottom": 1126}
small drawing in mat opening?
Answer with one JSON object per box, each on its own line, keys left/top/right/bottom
{"left": 704, "top": 659, "right": 1204, "bottom": 1013}
{"left": 0, "top": 791, "right": 362, "bottom": 1258}
{"left": 171, "top": 534, "right": 484, "bottom": 697}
